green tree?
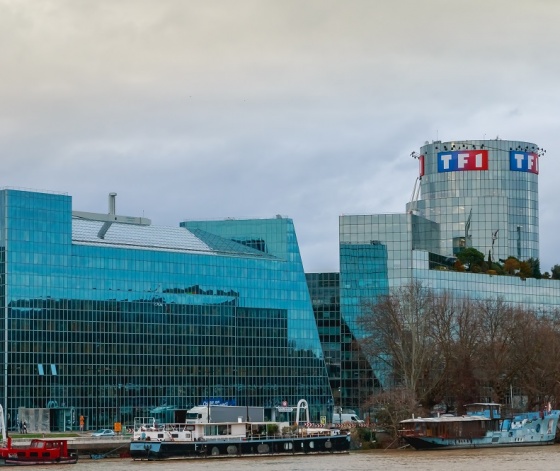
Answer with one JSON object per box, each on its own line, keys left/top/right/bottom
{"left": 551, "top": 265, "right": 560, "bottom": 280}
{"left": 527, "top": 258, "right": 541, "bottom": 279}
{"left": 456, "top": 247, "right": 485, "bottom": 272}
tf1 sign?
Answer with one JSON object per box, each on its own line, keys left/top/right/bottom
{"left": 438, "top": 150, "right": 489, "bottom": 172}
{"left": 510, "top": 151, "right": 538, "bottom": 174}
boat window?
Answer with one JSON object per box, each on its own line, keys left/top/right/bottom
{"left": 205, "top": 425, "right": 218, "bottom": 436}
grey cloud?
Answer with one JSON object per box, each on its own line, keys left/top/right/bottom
{"left": 2, "top": 0, "right": 560, "bottom": 272}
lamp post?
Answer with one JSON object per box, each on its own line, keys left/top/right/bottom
{"left": 246, "top": 379, "right": 249, "bottom": 422}
{"left": 95, "top": 367, "right": 99, "bottom": 429}
{"left": 94, "top": 343, "right": 100, "bottom": 430}
{"left": 337, "top": 386, "right": 342, "bottom": 424}
{"left": 116, "top": 382, "right": 122, "bottom": 426}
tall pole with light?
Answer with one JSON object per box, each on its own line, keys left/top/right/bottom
{"left": 3, "top": 253, "right": 9, "bottom": 433}
{"left": 95, "top": 343, "right": 100, "bottom": 429}
{"left": 95, "top": 367, "right": 99, "bottom": 429}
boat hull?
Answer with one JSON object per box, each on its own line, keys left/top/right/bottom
{"left": 400, "top": 403, "right": 560, "bottom": 451}
{"left": 0, "top": 456, "right": 78, "bottom": 466}
{"left": 130, "top": 435, "right": 350, "bottom": 460}
{"left": 402, "top": 435, "right": 555, "bottom": 450}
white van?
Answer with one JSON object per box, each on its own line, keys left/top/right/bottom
{"left": 332, "top": 412, "right": 364, "bottom": 424}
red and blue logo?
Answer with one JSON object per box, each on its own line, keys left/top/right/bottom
{"left": 510, "top": 151, "right": 538, "bottom": 174}
{"left": 437, "top": 150, "right": 489, "bottom": 172}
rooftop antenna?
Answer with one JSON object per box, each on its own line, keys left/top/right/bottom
{"left": 491, "top": 229, "right": 499, "bottom": 262}
{"left": 410, "top": 177, "right": 421, "bottom": 204}
{"left": 465, "top": 209, "right": 472, "bottom": 247}
{"left": 409, "top": 152, "right": 421, "bottom": 208}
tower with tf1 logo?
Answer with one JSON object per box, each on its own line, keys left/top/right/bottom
{"left": 409, "top": 139, "right": 542, "bottom": 263}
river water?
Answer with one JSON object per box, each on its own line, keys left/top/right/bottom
{"left": 26, "top": 446, "right": 560, "bottom": 470}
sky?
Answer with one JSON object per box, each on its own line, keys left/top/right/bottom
{"left": 2, "top": 0, "right": 560, "bottom": 273}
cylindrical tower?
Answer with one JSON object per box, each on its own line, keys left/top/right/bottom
{"left": 406, "top": 139, "right": 541, "bottom": 262}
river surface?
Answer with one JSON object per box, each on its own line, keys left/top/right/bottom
{"left": 25, "top": 446, "right": 560, "bottom": 470}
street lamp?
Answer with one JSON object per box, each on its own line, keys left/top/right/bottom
{"left": 117, "top": 382, "right": 123, "bottom": 426}
{"left": 95, "top": 367, "right": 99, "bottom": 429}
{"left": 246, "top": 379, "right": 250, "bottom": 422}
{"left": 337, "top": 386, "right": 342, "bottom": 423}
{"left": 94, "top": 344, "right": 100, "bottom": 429}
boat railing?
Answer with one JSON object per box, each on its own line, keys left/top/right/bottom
{"left": 131, "top": 421, "right": 339, "bottom": 441}
{"left": 399, "top": 429, "right": 424, "bottom": 437}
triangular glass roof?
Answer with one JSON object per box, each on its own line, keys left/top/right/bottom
{"left": 72, "top": 218, "right": 276, "bottom": 259}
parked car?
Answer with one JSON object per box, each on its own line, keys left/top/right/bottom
{"left": 91, "top": 429, "right": 115, "bottom": 437}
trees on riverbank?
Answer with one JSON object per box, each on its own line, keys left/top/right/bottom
{"left": 358, "top": 282, "right": 560, "bottom": 435}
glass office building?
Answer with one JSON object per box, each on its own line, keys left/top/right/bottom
{"left": 306, "top": 273, "right": 379, "bottom": 417}
{"left": 0, "top": 188, "right": 331, "bottom": 430}
{"left": 305, "top": 273, "right": 341, "bottom": 408}
{"left": 339, "top": 139, "right": 559, "bottom": 391}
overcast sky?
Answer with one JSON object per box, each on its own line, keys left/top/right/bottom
{"left": 2, "top": 0, "right": 560, "bottom": 273}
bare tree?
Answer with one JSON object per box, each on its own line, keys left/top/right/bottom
{"left": 362, "top": 388, "right": 421, "bottom": 442}
{"left": 475, "top": 298, "right": 520, "bottom": 403}
{"left": 360, "top": 284, "right": 560, "bottom": 425}
{"left": 359, "top": 281, "right": 445, "bottom": 406}
{"left": 511, "top": 309, "right": 560, "bottom": 410}
{"left": 431, "top": 295, "right": 482, "bottom": 413}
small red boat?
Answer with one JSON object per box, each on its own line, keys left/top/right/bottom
{"left": 0, "top": 437, "right": 78, "bottom": 466}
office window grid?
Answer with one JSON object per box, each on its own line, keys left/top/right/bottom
{"left": 0, "top": 189, "right": 331, "bottom": 430}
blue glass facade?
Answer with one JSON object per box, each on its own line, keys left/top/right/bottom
{"left": 0, "top": 189, "right": 331, "bottom": 430}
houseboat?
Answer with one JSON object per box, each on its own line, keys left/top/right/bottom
{"left": 130, "top": 399, "right": 351, "bottom": 460}
{"left": 399, "top": 403, "right": 560, "bottom": 450}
